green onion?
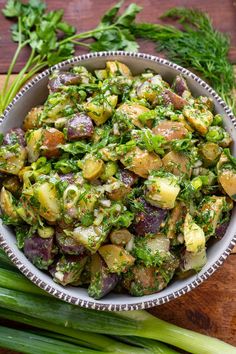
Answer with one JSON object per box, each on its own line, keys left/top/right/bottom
{"left": 0, "top": 249, "right": 15, "bottom": 270}
{"left": 0, "top": 307, "right": 164, "bottom": 354}
{"left": 115, "top": 336, "right": 180, "bottom": 354}
{"left": 0, "top": 325, "right": 109, "bottom": 354}
{"left": 0, "top": 287, "right": 235, "bottom": 354}
{"left": 0, "top": 268, "right": 47, "bottom": 296}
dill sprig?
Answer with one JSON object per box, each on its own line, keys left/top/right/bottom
{"left": 132, "top": 7, "right": 236, "bottom": 114}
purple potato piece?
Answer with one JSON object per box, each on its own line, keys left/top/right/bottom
{"left": 119, "top": 168, "right": 138, "bottom": 187}
{"left": 3, "top": 128, "right": 26, "bottom": 147}
{"left": 215, "top": 221, "right": 230, "bottom": 239}
{"left": 132, "top": 198, "right": 168, "bottom": 236}
{"left": 24, "top": 235, "right": 57, "bottom": 270}
{"left": 56, "top": 230, "right": 86, "bottom": 255}
{"left": 48, "top": 71, "right": 82, "bottom": 93}
{"left": 66, "top": 113, "right": 94, "bottom": 141}
{"left": 162, "top": 89, "right": 187, "bottom": 110}
{"left": 58, "top": 173, "right": 75, "bottom": 184}
{"left": 88, "top": 253, "right": 119, "bottom": 299}
{"left": 51, "top": 254, "right": 88, "bottom": 286}
{"left": 172, "top": 75, "right": 189, "bottom": 97}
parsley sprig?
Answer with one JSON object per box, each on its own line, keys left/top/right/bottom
{"left": 1, "top": 1, "right": 235, "bottom": 116}
{"left": 0, "top": 0, "right": 141, "bottom": 114}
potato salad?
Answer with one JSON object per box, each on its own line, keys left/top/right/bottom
{"left": 0, "top": 61, "right": 234, "bottom": 299}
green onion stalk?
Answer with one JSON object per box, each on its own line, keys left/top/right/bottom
{"left": 0, "top": 307, "right": 179, "bottom": 354}
{"left": 0, "top": 287, "right": 235, "bottom": 354}
{"left": 0, "top": 325, "right": 110, "bottom": 354}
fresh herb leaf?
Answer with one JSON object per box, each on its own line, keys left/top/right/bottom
{"left": 132, "top": 8, "right": 235, "bottom": 114}
{"left": 2, "top": 0, "right": 22, "bottom": 17}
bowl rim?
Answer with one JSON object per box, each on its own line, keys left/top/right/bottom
{"left": 0, "top": 50, "right": 236, "bottom": 311}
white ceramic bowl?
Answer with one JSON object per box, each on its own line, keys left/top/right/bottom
{"left": 0, "top": 51, "right": 236, "bottom": 311}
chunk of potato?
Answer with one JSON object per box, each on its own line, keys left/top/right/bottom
{"left": 0, "top": 187, "right": 20, "bottom": 223}
{"left": 82, "top": 157, "right": 104, "bottom": 180}
{"left": 86, "top": 95, "right": 118, "bottom": 125}
{"left": 110, "top": 229, "right": 133, "bottom": 246}
{"left": 0, "top": 145, "right": 27, "bottom": 175}
{"left": 166, "top": 201, "right": 187, "bottom": 239}
{"left": 123, "top": 264, "right": 173, "bottom": 296}
{"left": 137, "top": 75, "right": 166, "bottom": 104}
{"left": 3, "top": 176, "right": 21, "bottom": 195}
{"left": 108, "top": 183, "right": 131, "bottom": 201}
{"left": 72, "top": 225, "right": 108, "bottom": 253}
{"left": 152, "top": 120, "right": 188, "bottom": 141}
{"left": 98, "top": 244, "right": 135, "bottom": 273}
{"left": 145, "top": 174, "right": 180, "bottom": 209}
{"left": 162, "top": 151, "right": 191, "bottom": 176}
{"left": 180, "top": 249, "right": 207, "bottom": 273}
{"left": 106, "top": 61, "right": 132, "bottom": 78}
{"left": 26, "top": 128, "right": 43, "bottom": 163}
{"left": 184, "top": 213, "right": 205, "bottom": 253}
{"left": 34, "top": 182, "right": 61, "bottom": 222}
{"left": 117, "top": 103, "right": 151, "bottom": 128}
{"left": 172, "top": 75, "right": 190, "bottom": 97}
{"left": 183, "top": 106, "right": 213, "bottom": 135}
{"left": 218, "top": 170, "right": 236, "bottom": 201}
{"left": 120, "top": 147, "right": 162, "bottom": 178}
{"left": 41, "top": 128, "right": 65, "bottom": 159}
{"left": 200, "top": 196, "right": 225, "bottom": 236}
{"left": 88, "top": 253, "right": 119, "bottom": 299}
{"left": 162, "top": 89, "right": 187, "bottom": 110}
{"left": 23, "top": 106, "right": 43, "bottom": 131}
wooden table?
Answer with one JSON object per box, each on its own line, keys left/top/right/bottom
{"left": 0, "top": 0, "right": 236, "bottom": 352}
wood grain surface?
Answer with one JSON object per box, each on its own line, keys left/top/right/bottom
{"left": 0, "top": 0, "right": 236, "bottom": 353}
{"left": 0, "top": 0, "right": 236, "bottom": 74}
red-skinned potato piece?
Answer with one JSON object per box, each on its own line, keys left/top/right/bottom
{"left": 152, "top": 120, "right": 188, "bottom": 141}
{"left": 41, "top": 128, "right": 65, "bottom": 158}
{"left": 172, "top": 75, "right": 189, "bottom": 97}
{"left": 162, "top": 89, "right": 187, "bottom": 110}
{"left": 23, "top": 106, "right": 43, "bottom": 131}
{"left": 88, "top": 253, "right": 119, "bottom": 299}
{"left": 48, "top": 71, "right": 82, "bottom": 93}
{"left": 123, "top": 265, "right": 168, "bottom": 296}
{"left": 66, "top": 113, "right": 94, "bottom": 141}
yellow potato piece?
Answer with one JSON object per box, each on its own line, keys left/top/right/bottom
{"left": 218, "top": 170, "right": 236, "bottom": 201}
{"left": 26, "top": 128, "right": 43, "bottom": 163}
{"left": 162, "top": 151, "right": 191, "bottom": 176}
{"left": 0, "top": 187, "right": 20, "bottom": 222}
{"left": 106, "top": 61, "right": 132, "bottom": 78}
{"left": 145, "top": 174, "right": 180, "bottom": 209}
{"left": 117, "top": 103, "right": 150, "bottom": 128}
{"left": 120, "top": 147, "right": 162, "bottom": 178}
{"left": 86, "top": 95, "right": 118, "bottom": 126}
{"left": 35, "top": 182, "right": 60, "bottom": 222}
{"left": 98, "top": 244, "right": 135, "bottom": 273}
{"left": 184, "top": 213, "right": 205, "bottom": 253}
